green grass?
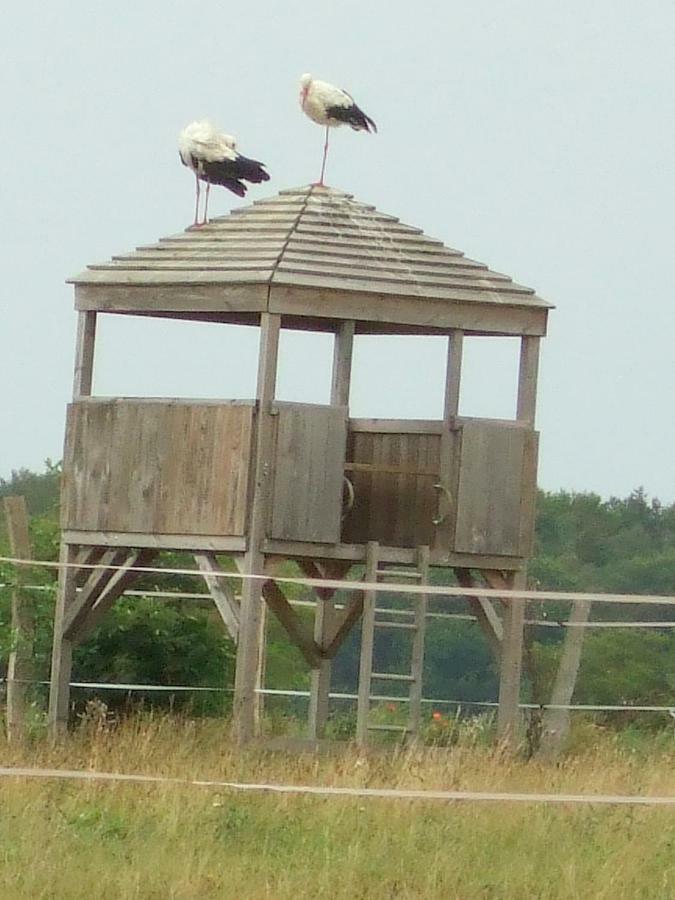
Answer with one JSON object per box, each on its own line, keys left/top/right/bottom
{"left": 2, "top": 710, "right": 675, "bottom": 898}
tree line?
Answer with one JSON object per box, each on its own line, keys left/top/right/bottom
{"left": 1, "top": 465, "right": 674, "bottom": 723}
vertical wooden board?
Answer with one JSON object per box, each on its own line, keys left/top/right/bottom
{"left": 518, "top": 431, "right": 539, "bottom": 557}
{"left": 64, "top": 400, "right": 254, "bottom": 536}
{"left": 343, "top": 430, "right": 441, "bottom": 548}
{"left": 64, "top": 402, "right": 113, "bottom": 531}
{"left": 269, "top": 404, "right": 347, "bottom": 542}
{"left": 454, "top": 422, "right": 529, "bottom": 556}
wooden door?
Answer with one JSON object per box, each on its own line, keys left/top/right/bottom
{"left": 269, "top": 403, "right": 348, "bottom": 543}
{"left": 342, "top": 423, "right": 443, "bottom": 548}
{"left": 451, "top": 420, "right": 538, "bottom": 557}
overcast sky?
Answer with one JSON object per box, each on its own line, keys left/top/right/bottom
{"left": 1, "top": 1, "right": 673, "bottom": 501}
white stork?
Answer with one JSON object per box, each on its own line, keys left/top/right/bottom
{"left": 299, "top": 74, "right": 377, "bottom": 185}
{"left": 178, "top": 120, "right": 270, "bottom": 227}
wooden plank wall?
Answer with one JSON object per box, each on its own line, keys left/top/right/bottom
{"left": 343, "top": 427, "right": 441, "bottom": 548}
{"left": 453, "top": 421, "right": 538, "bottom": 557}
{"left": 62, "top": 400, "right": 254, "bottom": 535}
{"left": 269, "top": 403, "right": 347, "bottom": 543}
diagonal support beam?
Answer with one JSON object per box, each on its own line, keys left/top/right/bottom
{"left": 71, "top": 550, "right": 157, "bottom": 642}
{"left": 62, "top": 549, "right": 130, "bottom": 640}
{"left": 72, "top": 546, "right": 106, "bottom": 588}
{"left": 296, "top": 559, "right": 357, "bottom": 657}
{"left": 323, "top": 591, "right": 364, "bottom": 658}
{"left": 261, "top": 579, "right": 321, "bottom": 668}
{"left": 195, "top": 553, "right": 240, "bottom": 643}
{"left": 455, "top": 568, "right": 503, "bottom": 662}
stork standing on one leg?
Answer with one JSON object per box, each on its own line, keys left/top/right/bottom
{"left": 178, "top": 120, "right": 270, "bottom": 227}
{"left": 298, "top": 74, "right": 377, "bottom": 185}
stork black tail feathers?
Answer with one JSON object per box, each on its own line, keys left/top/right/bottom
{"left": 361, "top": 112, "right": 377, "bottom": 134}
{"left": 326, "top": 102, "right": 377, "bottom": 133}
{"left": 233, "top": 154, "right": 271, "bottom": 184}
{"left": 220, "top": 178, "right": 248, "bottom": 197}
{"left": 200, "top": 156, "right": 270, "bottom": 195}
{"left": 350, "top": 105, "right": 377, "bottom": 133}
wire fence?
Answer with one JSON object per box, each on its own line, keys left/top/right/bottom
{"left": 2, "top": 554, "right": 675, "bottom": 607}
{"left": 2, "top": 678, "right": 674, "bottom": 716}
{"left": 2, "top": 553, "right": 675, "bottom": 718}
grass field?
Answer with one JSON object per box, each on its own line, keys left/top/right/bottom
{"left": 1, "top": 710, "right": 675, "bottom": 899}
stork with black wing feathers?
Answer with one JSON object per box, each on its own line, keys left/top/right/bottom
{"left": 299, "top": 74, "right": 377, "bottom": 185}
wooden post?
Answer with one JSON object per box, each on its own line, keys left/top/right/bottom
{"left": 232, "top": 313, "right": 280, "bottom": 744}
{"left": 3, "top": 497, "right": 34, "bottom": 742}
{"left": 73, "top": 310, "right": 97, "bottom": 397}
{"left": 48, "top": 544, "right": 78, "bottom": 738}
{"left": 356, "top": 541, "right": 379, "bottom": 746}
{"left": 443, "top": 329, "right": 464, "bottom": 421}
{"left": 537, "top": 599, "right": 592, "bottom": 759}
{"left": 491, "top": 569, "right": 526, "bottom": 746}
{"left": 308, "top": 596, "right": 335, "bottom": 739}
{"left": 305, "top": 321, "right": 355, "bottom": 738}
{"left": 331, "top": 320, "right": 355, "bottom": 407}
{"left": 516, "top": 336, "right": 540, "bottom": 425}
{"left": 408, "top": 545, "right": 430, "bottom": 738}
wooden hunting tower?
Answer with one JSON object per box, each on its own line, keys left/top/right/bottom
{"left": 49, "top": 185, "right": 551, "bottom": 744}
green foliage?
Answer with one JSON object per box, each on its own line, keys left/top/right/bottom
{"left": 0, "top": 460, "right": 61, "bottom": 517}
{"left": 2, "top": 463, "right": 675, "bottom": 729}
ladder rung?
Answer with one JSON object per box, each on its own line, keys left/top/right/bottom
{"left": 367, "top": 724, "right": 411, "bottom": 733}
{"left": 374, "top": 620, "right": 418, "bottom": 630}
{"left": 371, "top": 672, "right": 415, "bottom": 682}
{"left": 376, "top": 569, "right": 423, "bottom": 580}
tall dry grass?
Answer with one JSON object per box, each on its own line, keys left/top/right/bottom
{"left": 1, "top": 708, "right": 675, "bottom": 898}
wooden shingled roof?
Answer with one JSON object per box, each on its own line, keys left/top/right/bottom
{"left": 71, "top": 185, "right": 551, "bottom": 336}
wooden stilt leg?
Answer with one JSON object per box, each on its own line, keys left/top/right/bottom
{"left": 308, "top": 596, "right": 335, "bottom": 739}
{"left": 356, "top": 542, "right": 379, "bottom": 746}
{"left": 232, "top": 552, "right": 266, "bottom": 744}
{"left": 48, "top": 544, "right": 78, "bottom": 739}
{"left": 496, "top": 569, "right": 526, "bottom": 746}
{"left": 254, "top": 600, "right": 267, "bottom": 728}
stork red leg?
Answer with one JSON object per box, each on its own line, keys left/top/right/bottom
{"left": 203, "top": 181, "right": 211, "bottom": 225}
{"left": 192, "top": 173, "right": 201, "bottom": 228}
{"left": 318, "top": 125, "right": 329, "bottom": 186}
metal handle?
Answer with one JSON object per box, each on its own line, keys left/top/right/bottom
{"left": 342, "top": 475, "right": 355, "bottom": 519}
{"left": 432, "top": 482, "right": 452, "bottom": 526}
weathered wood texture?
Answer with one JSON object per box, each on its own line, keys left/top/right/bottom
{"left": 356, "top": 542, "right": 379, "bottom": 745}
{"left": 342, "top": 418, "right": 538, "bottom": 559}
{"left": 453, "top": 421, "right": 539, "bottom": 557}
{"left": 62, "top": 400, "right": 254, "bottom": 536}
{"left": 72, "top": 311, "right": 97, "bottom": 397}
{"left": 538, "top": 599, "right": 592, "bottom": 759}
{"left": 3, "top": 497, "right": 34, "bottom": 742}
{"left": 343, "top": 427, "right": 442, "bottom": 548}
{"left": 71, "top": 185, "right": 550, "bottom": 338}
{"left": 269, "top": 403, "right": 348, "bottom": 543}
{"left": 233, "top": 314, "right": 280, "bottom": 744}
{"left": 486, "top": 569, "right": 526, "bottom": 745}
{"left": 48, "top": 544, "right": 78, "bottom": 737}
{"left": 195, "top": 553, "right": 241, "bottom": 643}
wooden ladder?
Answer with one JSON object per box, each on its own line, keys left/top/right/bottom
{"left": 356, "top": 542, "right": 430, "bottom": 745}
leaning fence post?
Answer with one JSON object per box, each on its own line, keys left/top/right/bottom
{"left": 537, "top": 599, "right": 592, "bottom": 759}
{"left": 3, "top": 496, "right": 34, "bottom": 742}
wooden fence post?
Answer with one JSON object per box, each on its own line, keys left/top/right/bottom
{"left": 3, "top": 496, "right": 34, "bottom": 742}
{"left": 537, "top": 599, "right": 592, "bottom": 759}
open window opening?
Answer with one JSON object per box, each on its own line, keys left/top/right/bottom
{"left": 459, "top": 336, "right": 520, "bottom": 421}
{"left": 93, "top": 315, "right": 259, "bottom": 400}
{"left": 275, "top": 329, "right": 333, "bottom": 405}
{"left": 349, "top": 335, "right": 447, "bottom": 419}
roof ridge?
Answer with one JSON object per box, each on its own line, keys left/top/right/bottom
{"left": 267, "top": 185, "right": 319, "bottom": 283}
